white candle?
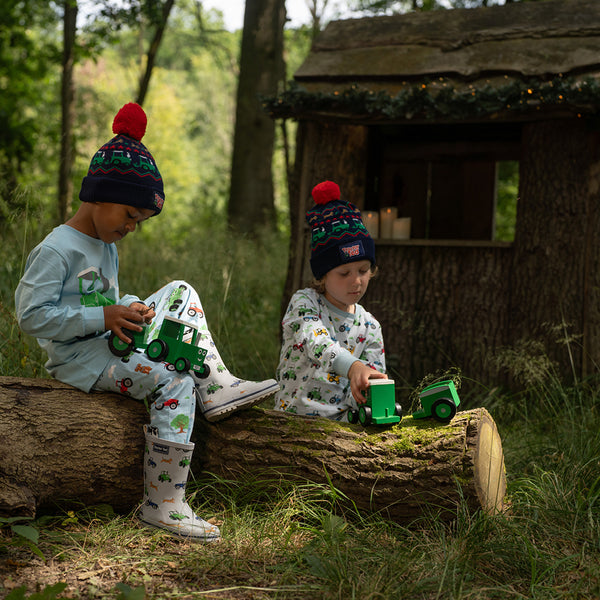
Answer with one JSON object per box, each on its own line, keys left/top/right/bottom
{"left": 392, "top": 217, "right": 411, "bottom": 240}
{"left": 379, "top": 207, "right": 398, "bottom": 238}
{"left": 361, "top": 211, "right": 379, "bottom": 238}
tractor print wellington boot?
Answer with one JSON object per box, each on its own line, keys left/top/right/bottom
{"left": 192, "top": 328, "right": 279, "bottom": 423}
{"left": 139, "top": 426, "right": 220, "bottom": 542}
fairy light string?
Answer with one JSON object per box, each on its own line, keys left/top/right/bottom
{"left": 264, "top": 75, "right": 600, "bottom": 121}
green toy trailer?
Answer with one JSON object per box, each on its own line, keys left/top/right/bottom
{"left": 108, "top": 315, "right": 210, "bottom": 378}
{"left": 348, "top": 379, "right": 403, "bottom": 426}
{"left": 412, "top": 379, "right": 460, "bottom": 423}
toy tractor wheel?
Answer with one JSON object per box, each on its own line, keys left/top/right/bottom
{"left": 431, "top": 398, "right": 457, "bottom": 423}
{"left": 146, "top": 339, "right": 168, "bottom": 362}
{"left": 108, "top": 332, "right": 134, "bottom": 357}
{"left": 193, "top": 364, "right": 210, "bottom": 379}
{"left": 174, "top": 357, "right": 191, "bottom": 373}
{"left": 358, "top": 405, "right": 372, "bottom": 426}
{"left": 395, "top": 403, "right": 403, "bottom": 418}
{"left": 347, "top": 408, "right": 359, "bottom": 424}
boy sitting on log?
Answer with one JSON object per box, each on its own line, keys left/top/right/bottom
{"left": 14, "top": 103, "right": 278, "bottom": 543}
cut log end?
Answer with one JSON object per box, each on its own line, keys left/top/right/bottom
{"left": 473, "top": 412, "right": 507, "bottom": 514}
{"left": 194, "top": 406, "right": 508, "bottom": 522}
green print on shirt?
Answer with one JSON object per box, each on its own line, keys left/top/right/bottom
{"left": 78, "top": 266, "right": 115, "bottom": 307}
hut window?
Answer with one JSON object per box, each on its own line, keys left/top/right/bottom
{"left": 495, "top": 161, "right": 519, "bottom": 242}
{"left": 366, "top": 124, "right": 520, "bottom": 242}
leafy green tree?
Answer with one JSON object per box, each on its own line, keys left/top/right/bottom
{"left": 0, "top": 1, "right": 60, "bottom": 223}
{"left": 171, "top": 413, "right": 189, "bottom": 434}
{"left": 134, "top": 0, "right": 176, "bottom": 106}
{"left": 305, "top": 0, "right": 332, "bottom": 38}
{"left": 58, "top": 0, "right": 78, "bottom": 222}
{"left": 57, "top": 0, "right": 177, "bottom": 221}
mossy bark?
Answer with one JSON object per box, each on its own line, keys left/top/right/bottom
{"left": 194, "top": 403, "right": 506, "bottom": 522}
{"left": 0, "top": 376, "right": 506, "bottom": 522}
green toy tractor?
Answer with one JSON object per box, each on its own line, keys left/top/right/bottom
{"left": 348, "top": 379, "right": 403, "bottom": 426}
{"left": 108, "top": 315, "right": 209, "bottom": 378}
{"left": 412, "top": 379, "right": 460, "bottom": 423}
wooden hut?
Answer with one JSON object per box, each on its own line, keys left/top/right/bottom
{"left": 267, "top": 0, "right": 600, "bottom": 395}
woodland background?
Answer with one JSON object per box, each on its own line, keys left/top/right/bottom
{"left": 3, "top": 2, "right": 600, "bottom": 600}
{"left": 0, "top": 0, "right": 523, "bottom": 382}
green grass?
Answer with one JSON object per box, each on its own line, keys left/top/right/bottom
{"left": 1, "top": 208, "right": 600, "bottom": 599}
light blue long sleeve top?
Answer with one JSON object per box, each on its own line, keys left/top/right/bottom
{"left": 14, "top": 225, "right": 140, "bottom": 392}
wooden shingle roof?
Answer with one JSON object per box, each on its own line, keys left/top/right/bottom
{"left": 296, "top": 0, "right": 600, "bottom": 89}
{"left": 268, "top": 0, "right": 600, "bottom": 123}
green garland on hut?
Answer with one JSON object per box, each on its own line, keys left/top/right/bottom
{"left": 264, "top": 76, "right": 600, "bottom": 121}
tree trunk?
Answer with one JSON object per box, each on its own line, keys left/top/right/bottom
{"left": 0, "top": 377, "right": 147, "bottom": 517}
{"left": 135, "top": 0, "right": 175, "bottom": 107}
{"left": 194, "top": 401, "right": 506, "bottom": 522}
{"left": 57, "top": 0, "right": 77, "bottom": 223}
{"left": 227, "top": 0, "right": 286, "bottom": 234}
{"left": 511, "top": 119, "right": 600, "bottom": 381}
{"left": 0, "top": 377, "right": 506, "bottom": 522}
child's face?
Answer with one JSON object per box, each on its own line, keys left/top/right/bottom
{"left": 323, "top": 260, "right": 372, "bottom": 314}
{"left": 91, "top": 203, "right": 155, "bottom": 243}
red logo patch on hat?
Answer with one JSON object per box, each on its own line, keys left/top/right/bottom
{"left": 154, "top": 193, "right": 164, "bottom": 210}
{"left": 340, "top": 241, "right": 364, "bottom": 260}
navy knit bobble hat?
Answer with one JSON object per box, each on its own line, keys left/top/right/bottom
{"left": 79, "top": 102, "right": 164, "bottom": 215}
{"left": 306, "top": 181, "right": 376, "bottom": 280}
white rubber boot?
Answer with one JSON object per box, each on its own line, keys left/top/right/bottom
{"left": 194, "top": 330, "right": 279, "bottom": 422}
{"left": 139, "top": 426, "right": 220, "bottom": 542}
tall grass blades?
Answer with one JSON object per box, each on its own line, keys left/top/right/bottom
{"left": 0, "top": 198, "right": 50, "bottom": 378}
{"left": 117, "top": 218, "right": 288, "bottom": 383}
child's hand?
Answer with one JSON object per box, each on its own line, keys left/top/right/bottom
{"left": 347, "top": 361, "right": 388, "bottom": 404}
{"left": 103, "top": 304, "right": 149, "bottom": 343}
{"left": 129, "top": 301, "right": 155, "bottom": 324}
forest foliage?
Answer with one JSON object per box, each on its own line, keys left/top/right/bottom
{"left": 0, "top": 0, "right": 528, "bottom": 239}
{"left": 0, "top": 0, "right": 314, "bottom": 237}
{"left": 0, "top": 0, "right": 313, "bottom": 383}
{"left": 0, "top": 0, "right": 525, "bottom": 381}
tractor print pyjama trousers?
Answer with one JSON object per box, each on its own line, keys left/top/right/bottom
{"left": 92, "top": 280, "right": 207, "bottom": 443}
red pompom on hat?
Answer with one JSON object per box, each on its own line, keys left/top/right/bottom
{"left": 112, "top": 102, "right": 147, "bottom": 141}
{"left": 312, "top": 180, "right": 340, "bottom": 205}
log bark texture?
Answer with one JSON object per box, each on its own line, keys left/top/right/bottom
{"left": 1, "top": 377, "right": 506, "bottom": 522}
{"left": 1, "top": 377, "right": 147, "bottom": 517}
{"left": 194, "top": 401, "right": 506, "bottom": 522}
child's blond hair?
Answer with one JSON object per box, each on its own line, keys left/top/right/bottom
{"left": 310, "top": 265, "right": 378, "bottom": 294}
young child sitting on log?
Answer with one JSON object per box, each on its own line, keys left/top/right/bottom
{"left": 274, "top": 180, "right": 388, "bottom": 421}
{"left": 14, "top": 103, "right": 278, "bottom": 543}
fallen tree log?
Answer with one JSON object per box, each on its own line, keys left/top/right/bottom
{"left": 0, "top": 376, "right": 506, "bottom": 522}
{"left": 1, "top": 376, "right": 146, "bottom": 517}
